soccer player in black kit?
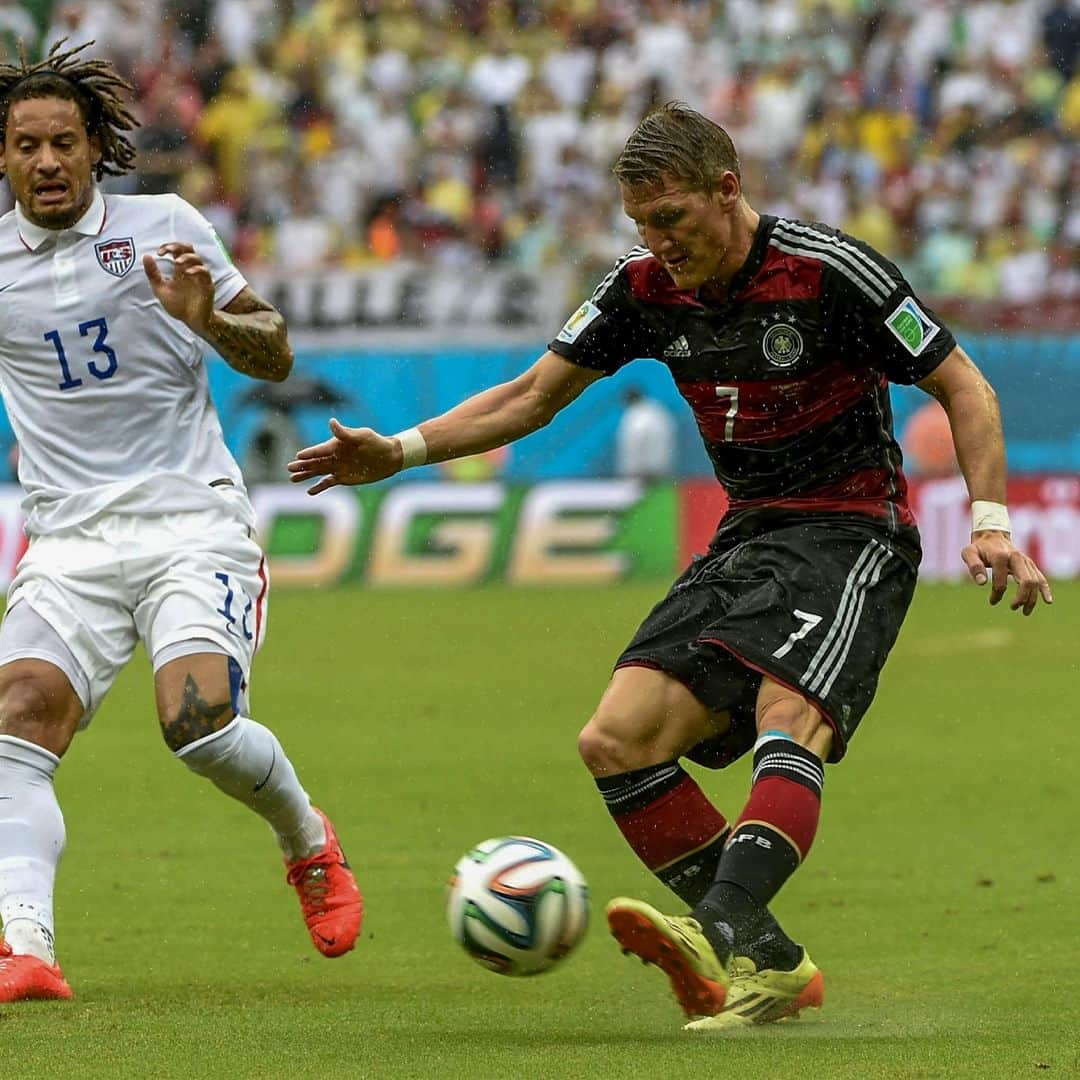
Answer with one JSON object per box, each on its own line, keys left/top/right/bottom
{"left": 289, "top": 103, "right": 1052, "bottom": 1031}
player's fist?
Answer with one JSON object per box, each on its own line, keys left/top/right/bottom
{"left": 287, "top": 419, "right": 405, "bottom": 494}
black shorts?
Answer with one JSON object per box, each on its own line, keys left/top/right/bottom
{"left": 616, "top": 510, "right": 920, "bottom": 766}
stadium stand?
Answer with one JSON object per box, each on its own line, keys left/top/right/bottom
{"left": 2, "top": 0, "right": 1077, "bottom": 312}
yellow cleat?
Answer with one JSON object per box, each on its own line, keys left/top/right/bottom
{"left": 684, "top": 950, "right": 824, "bottom": 1032}
{"left": 606, "top": 897, "right": 729, "bottom": 1018}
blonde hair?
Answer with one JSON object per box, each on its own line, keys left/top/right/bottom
{"left": 613, "top": 101, "right": 740, "bottom": 194}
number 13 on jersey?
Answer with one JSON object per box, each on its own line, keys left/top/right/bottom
{"left": 44, "top": 317, "right": 118, "bottom": 391}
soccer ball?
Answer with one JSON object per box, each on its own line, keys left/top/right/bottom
{"left": 447, "top": 836, "right": 589, "bottom": 976}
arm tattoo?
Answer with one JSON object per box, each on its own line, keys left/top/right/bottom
{"left": 162, "top": 674, "right": 234, "bottom": 752}
{"left": 201, "top": 287, "right": 294, "bottom": 382}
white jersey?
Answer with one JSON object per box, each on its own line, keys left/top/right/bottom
{"left": 0, "top": 189, "right": 252, "bottom": 535}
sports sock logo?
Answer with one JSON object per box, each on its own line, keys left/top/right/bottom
{"left": 730, "top": 831, "right": 774, "bottom": 849}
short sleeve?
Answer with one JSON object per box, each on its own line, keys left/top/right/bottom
{"left": 824, "top": 232, "right": 956, "bottom": 385}
{"left": 167, "top": 195, "right": 248, "bottom": 309}
{"left": 548, "top": 267, "right": 657, "bottom": 376}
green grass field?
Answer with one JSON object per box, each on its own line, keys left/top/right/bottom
{"left": 2, "top": 581, "right": 1077, "bottom": 1079}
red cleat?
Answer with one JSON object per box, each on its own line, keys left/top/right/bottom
{"left": 285, "top": 808, "right": 363, "bottom": 958}
{"left": 0, "top": 941, "right": 73, "bottom": 1002}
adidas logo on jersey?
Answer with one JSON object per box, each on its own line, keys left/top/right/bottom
{"left": 663, "top": 335, "right": 691, "bottom": 359}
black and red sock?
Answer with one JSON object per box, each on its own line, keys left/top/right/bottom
{"left": 595, "top": 761, "right": 730, "bottom": 906}
{"left": 693, "top": 734, "right": 824, "bottom": 969}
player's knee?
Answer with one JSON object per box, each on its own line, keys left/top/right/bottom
{"left": 577, "top": 717, "right": 615, "bottom": 775}
{"left": 577, "top": 709, "right": 662, "bottom": 776}
{"left": 154, "top": 652, "right": 239, "bottom": 753}
{"left": 0, "top": 677, "right": 64, "bottom": 743}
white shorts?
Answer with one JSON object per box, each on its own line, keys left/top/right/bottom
{"left": 0, "top": 493, "right": 268, "bottom": 727}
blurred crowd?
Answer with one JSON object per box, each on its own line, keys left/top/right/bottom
{"left": 2, "top": 0, "right": 1079, "bottom": 307}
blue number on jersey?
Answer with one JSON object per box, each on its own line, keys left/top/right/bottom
{"left": 43, "top": 329, "right": 82, "bottom": 391}
{"left": 216, "top": 572, "right": 253, "bottom": 642}
{"left": 44, "top": 317, "right": 119, "bottom": 391}
{"left": 79, "top": 318, "right": 118, "bottom": 380}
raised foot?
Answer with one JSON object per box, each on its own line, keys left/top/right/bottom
{"left": 606, "top": 897, "right": 728, "bottom": 1018}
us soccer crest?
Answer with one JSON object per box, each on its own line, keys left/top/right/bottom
{"left": 762, "top": 322, "right": 803, "bottom": 367}
{"left": 94, "top": 237, "right": 136, "bottom": 278}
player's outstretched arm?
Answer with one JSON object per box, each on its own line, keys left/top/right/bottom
{"left": 287, "top": 351, "right": 602, "bottom": 495}
{"left": 917, "top": 346, "right": 1052, "bottom": 615}
{"left": 143, "top": 243, "right": 293, "bottom": 382}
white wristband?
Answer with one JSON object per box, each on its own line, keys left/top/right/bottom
{"left": 394, "top": 427, "right": 427, "bottom": 470}
{"left": 971, "top": 500, "right": 1010, "bottom": 534}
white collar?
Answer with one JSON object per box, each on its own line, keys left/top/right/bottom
{"left": 15, "top": 187, "right": 106, "bottom": 251}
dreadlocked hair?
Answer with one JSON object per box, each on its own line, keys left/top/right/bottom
{"left": 0, "top": 38, "right": 139, "bottom": 180}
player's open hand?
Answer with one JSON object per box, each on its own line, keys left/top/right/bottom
{"left": 288, "top": 419, "right": 403, "bottom": 494}
{"left": 961, "top": 531, "right": 1052, "bottom": 615}
{"left": 143, "top": 242, "right": 215, "bottom": 336}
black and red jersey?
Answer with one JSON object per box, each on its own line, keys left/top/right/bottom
{"left": 548, "top": 214, "right": 956, "bottom": 536}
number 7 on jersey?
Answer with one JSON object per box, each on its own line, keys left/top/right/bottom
{"left": 715, "top": 385, "right": 739, "bottom": 442}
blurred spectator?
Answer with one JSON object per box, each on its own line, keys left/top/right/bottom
{"left": 998, "top": 229, "right": 1052, "bottom": 303}
{"left": 615, "top": 387, "right": 677, "bottom": 483}
{"left": 273, "top": 171, "right": 338, "bottom": 269}
{"left": 339, "top": 88, "right": 416, "bottom": 195}
{"left": 196, "top": 66, "right": 283, "bottom": 199}
{"left": 901, "top": 400, "right": 959, "bottom": 479}
{"left": 95, "top": 0, "right": 158, "bottom": 81}
{"left": 842, "top": 176, "right": 899, "bottom": 257}
{"left": 42, "top": 3, "right": 103, "bottom": 58}
{"left": 468, "top": 30, "right": 530, "bottom": 107}
{"left": 214, "top": 0, "right": 276, "bottom": 65}
{"left": 0, "top": 1, "right": 38, "bottom": 62}
{"left": 178, "top": 163, "right": 242, "bottom": 255}
{"left": 165, "top": 0, "right": 215, "bottom": 51}
{"left": 540, "top": 25, "right": 596, "bottom": 110}
{"left": 365, "top": 193, "right": 407, "bottom": 262}
{"left": 507, "top": 198, "right": 560, "bottom": 272}
{"left": 1043, "top": 0, "right": 1080, "bottom": 80}
{"left": 519, "top": 80, "right": 582, "bottom": 195}
{"left": 421, "top": 153, "right": 474, "bottom": 232}
{"left": 136, "top": 77, "right": 197, "bottom": 196}
{"left": 1061, "top": 67, "right": 1080, "bottom": 133}
{"left": 937, "top": 232, "right": 1000, "bottom": 300}
{"left": 241, "top": 414, "right": 300, "bottom": 487}
{"left": 581, "top": 82, "right": 637, "bottom": 175}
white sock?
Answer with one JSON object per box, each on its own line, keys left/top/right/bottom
{"left": 176, "top": 717, "right": 326, "bottom": 861}
{"left": 0, "top": 735, "right": 64, "bottom": 964}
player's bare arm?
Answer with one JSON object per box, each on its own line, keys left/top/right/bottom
{"left": 288, "top": 350, "right": 603, "bottom": 494}
{"left": 142, "top": 243, "right": 293, "bottom": 382}
{"left": 917, "top": 345, "right": 1052, "bottom": 614}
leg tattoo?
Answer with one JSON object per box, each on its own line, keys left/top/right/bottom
{"left": 162, "top": 675, "right": 233, "bottom": 752}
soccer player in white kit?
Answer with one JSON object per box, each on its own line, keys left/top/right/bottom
{"left": 0, "top": 43, "right": 362, "bottom": 1002}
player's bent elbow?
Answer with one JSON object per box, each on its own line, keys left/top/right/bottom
{"left": 258, "top": 350, "right": 293, "bottom": 383}
{"left": 269, "top": 342, "right": 295, "bottom": 382}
